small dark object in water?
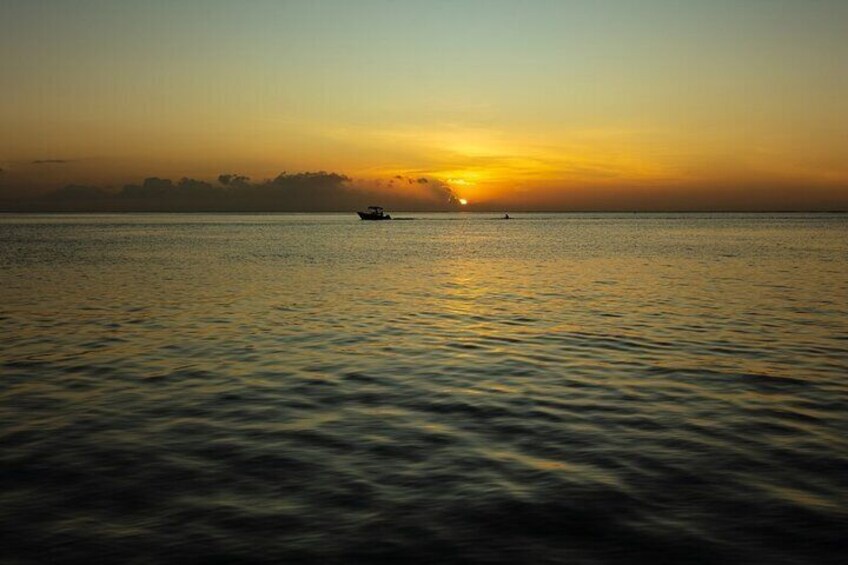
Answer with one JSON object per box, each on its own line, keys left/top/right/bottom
{"left": 358, "top": 206, "right": 391, "bottom": 220}
{"left": 503, "top": 213, "right": 510, "bottom": 220}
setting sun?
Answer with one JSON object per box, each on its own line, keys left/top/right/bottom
{"left": 459, "top": 199, "right": 468, "bottom": 206}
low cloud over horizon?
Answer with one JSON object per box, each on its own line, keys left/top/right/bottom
{"left": 0, "top": 171, "right": 463, "bottom": 213}
{"left": 1, "top": 162, "right": 847, "bottom": 212}
{"left": 2, "top": 168, "right": 848, "bottom": 212}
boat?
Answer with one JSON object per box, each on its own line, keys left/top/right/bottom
{"left": 357, "top": 206, "right": 392, "bottom": 220}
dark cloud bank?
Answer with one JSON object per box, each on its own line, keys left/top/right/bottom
{"left": 0, "top": 172, "right": 462, "bottom": 212}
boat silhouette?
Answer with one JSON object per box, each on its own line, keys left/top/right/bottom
{"left": 357, "top": 206, "right": 392, "bottom": 220}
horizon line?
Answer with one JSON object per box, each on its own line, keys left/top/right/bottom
{"left": 2, "top": 210, "right": 846, "bottom": 215}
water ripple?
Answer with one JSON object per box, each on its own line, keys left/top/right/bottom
{"left": 1, "top": 213, "right": 847, "bottom": 563}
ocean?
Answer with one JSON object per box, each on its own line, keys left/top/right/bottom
{"left": 1, "top": 213, "right": 846, "bottom": 563}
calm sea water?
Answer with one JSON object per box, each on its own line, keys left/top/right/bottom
{"left": 1, "top": 213, "right": 847, "bottom": 564}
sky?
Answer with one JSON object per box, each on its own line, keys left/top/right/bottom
{"left": 1, "top": 0, "right": 847, "bottom": 210}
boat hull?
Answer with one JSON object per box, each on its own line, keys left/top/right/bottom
{"left": 358, "top": 212, "right": 391, "bottom": 220}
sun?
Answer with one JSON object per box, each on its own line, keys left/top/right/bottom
{"left": 459, "top": 198, "right": 468, "bottom": 206}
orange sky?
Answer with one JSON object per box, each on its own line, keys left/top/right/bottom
{"left": 1, "top": 1, "right": 847, "bottom": 210}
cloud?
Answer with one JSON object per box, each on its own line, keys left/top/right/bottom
{"left": 2, "top": 171, "right": 463, "bottom": 212}
{"left": 390, "top": 174, "right": 460, "bottom": 205}
{"left": 422, "top": 177, "right": 460, "bottom": 205}
{"left": 218, "top": 173, "right": 250, "bottom": 186}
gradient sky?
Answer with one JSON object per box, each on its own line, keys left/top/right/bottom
{"left": 2, "top": 0, "right": 847, "bottom": 209}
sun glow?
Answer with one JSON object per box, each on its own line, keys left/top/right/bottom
{"left": 459, "top": 198, "right": 468, "bottom": 206}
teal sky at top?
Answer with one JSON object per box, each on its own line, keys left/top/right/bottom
{"left": 4, "top": 0, "right": 846, "bottom": 121}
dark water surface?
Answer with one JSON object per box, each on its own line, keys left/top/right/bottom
{"left": 2, "top": 213, "right": 847, "bottom": 564}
